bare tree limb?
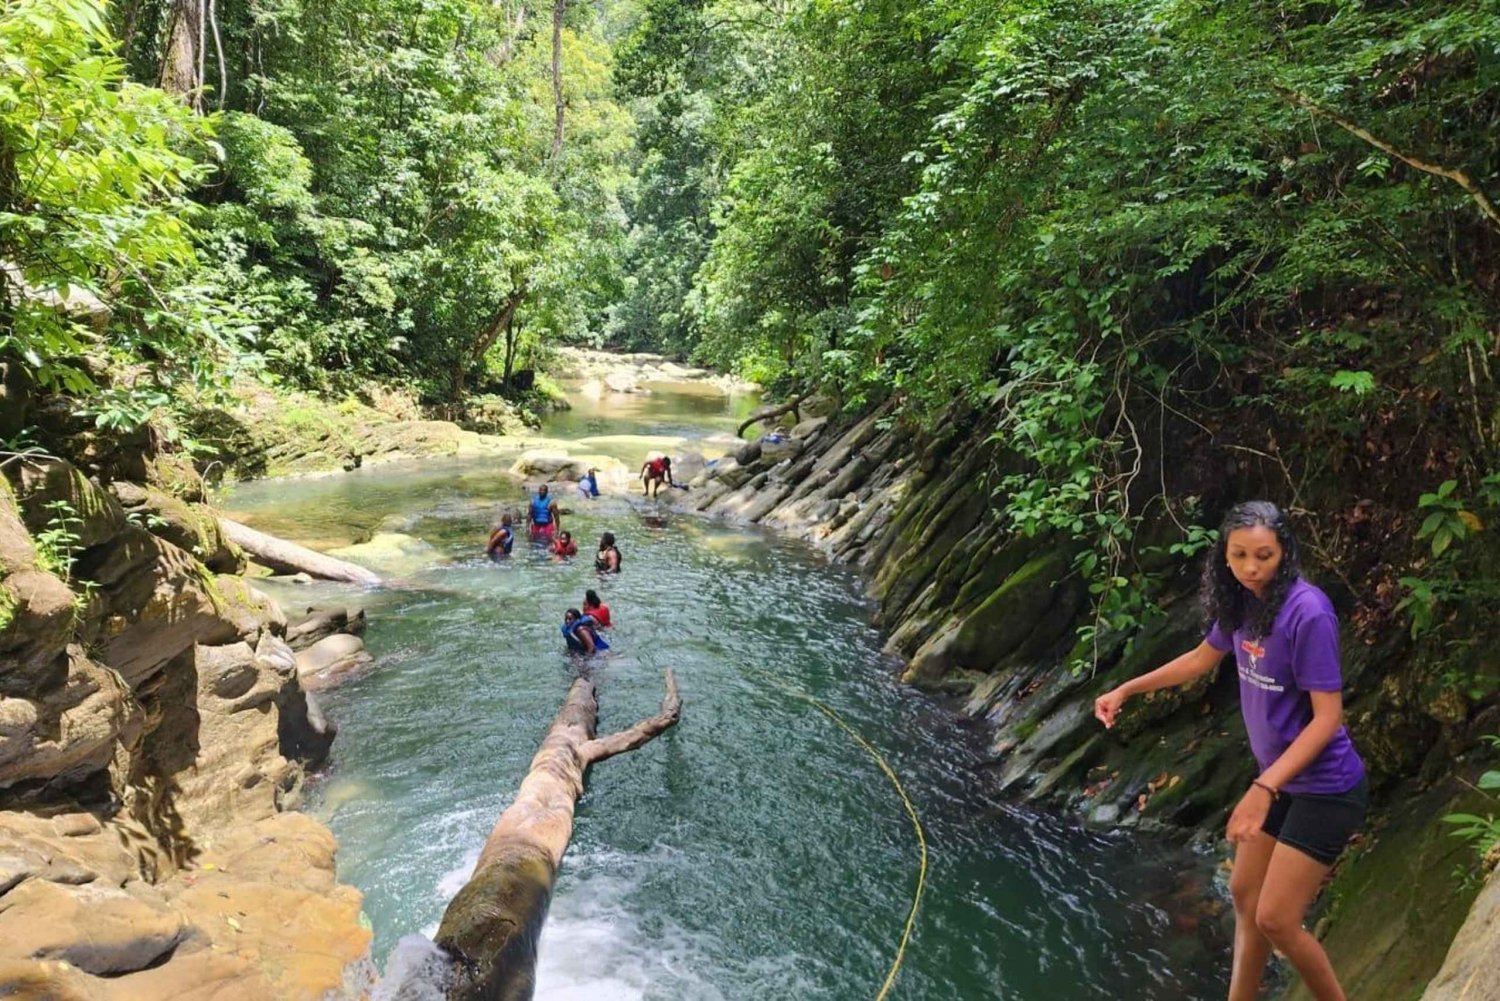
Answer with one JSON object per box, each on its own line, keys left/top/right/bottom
{"left": 736, "top": 395, "right": 804, "bottom": 438}
{"left": 1275, "top": 86, "right": 1500, "bottom": 233}
{"left": 582, "top": 670, "right": 682, "bottom": 764}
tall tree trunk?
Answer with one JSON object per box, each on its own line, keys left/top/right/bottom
{"left": 208, "top": 0, "right": 227, "bottom": 110}
{"left": 502, "top": 311, "right": 518, "bottom": 386}
{"left": 453, "top": 287, "right": 526, "bottom": 404}
{"left": 493, "top": 2, "right": 527, "bottom": 65}
{"left": 550, "top": 0, "right": 566, "bottom": 163}
{"left": 436, "top": 671, "right": 681, "bottom": 1001}
{"left": 158, "top": 0, "right": 203, "bottom": 110}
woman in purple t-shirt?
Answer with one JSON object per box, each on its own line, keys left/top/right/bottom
{"left": 1094, "top": 500, "right": 1366, "bottom": 1001}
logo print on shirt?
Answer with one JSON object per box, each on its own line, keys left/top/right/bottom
{"left": 1238, "top": 637, "right": 1283, "bottom": 693}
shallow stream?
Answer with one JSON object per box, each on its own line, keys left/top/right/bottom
{"left": 226, "top": 382, "right": 1230, "bottom": 1000}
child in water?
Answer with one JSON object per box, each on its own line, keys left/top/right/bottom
{"left": 561, "top": 608, "right": 609, "bottom": 654}
{"left": 487, "top": 514, "right": 515, "bottom": 560}
{"left": 1094, "top": 501, "right": 1366, "bottom": 1001}
{"left": 583, "top": 589, "right": 611, "bottom": 628}
{"left": 551, "top": 530, "right": 578, "bottom": 557}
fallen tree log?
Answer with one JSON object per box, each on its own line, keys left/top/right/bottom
{"left": 221, "top": 518, "right": 382, "bottom": 586}
{"left": 436, "top": 670, "right": 682, "bottom": 1001}
{"left": 735, "top": 394, "right": 803, "bottom": 438}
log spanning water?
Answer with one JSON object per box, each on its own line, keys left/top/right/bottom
{"left": 435, "top": 670, "right": 682, "bottom": 1001}
{"left": 222, "top": 517, "right": 383, "bottom": 585}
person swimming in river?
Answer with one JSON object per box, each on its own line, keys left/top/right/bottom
{"left": 640, "top": 454, "right": 675, "bottom": 498}
{"left": 1094, "top": 501, "right": 1366, "bottom": 1001}
{"left": 486, "top": 513, "right": 515, "bottom": 561}
{"left": 551, "top": 530, "right": 578, "bottom": 557}
{"left": 577, "top": 467, "right": 601, "bottom": 500}
{"left": 594, "top": 531, "right": 622, "bottom": 573}
{"left": 582, "top": 588, "right": 611, "bottom": 627}
{"left": 561, "top": 608, "right": 609, "bottom": 654}
{"left": 528, "top": 484, "right": 560, "bottom": 540}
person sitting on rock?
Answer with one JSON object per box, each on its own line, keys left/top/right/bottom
{"left": 594, "top": 531, "right": 622, "bottom": 573}
{"left": 562, "top": 608, "right": 609, "bottom": 654}
{"left": 487, "top": 513, "right": 515, "bottom": 561}
{"left": 583, "top": 588, "right": 611, "bottom": 627}
{"left": 551, "top": 530, "right": 578, "bottom": 558}
{"left": 577, "top": 468, "right": 601, "bottom": 500}
{"left": 640, "top": 454, "right": 675, "bottom": 498}
{"left": 528, "top": 484, "right": 560, "bottom": 540}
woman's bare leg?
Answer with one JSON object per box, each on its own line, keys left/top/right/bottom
{"left": 1254, "top": 844, "right": 1344, "bottom": 1001}
{"left": 1228, "top": 831, "right": 1278, "bottom": 1001}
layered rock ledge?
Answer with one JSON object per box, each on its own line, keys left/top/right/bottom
{"left": 0, "top": 455, "right": 371, "bottom": 999}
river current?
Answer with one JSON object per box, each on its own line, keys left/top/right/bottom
{"left": 225, "top": 382, "right": 1230, "bottom": 1000}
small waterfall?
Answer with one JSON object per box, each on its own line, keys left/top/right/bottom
{"left": 373, "top": 934, "right": 456, "bottom": 1001}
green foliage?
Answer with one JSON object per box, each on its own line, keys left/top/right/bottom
{"left": 33, "top": 498, "right": 82, "bottom": 582}
{"left": 1416, "top": 480, "right": 1473, "bottom": 559}
{"left": 1398, "top": 476, "right": 1500, "bottom": 644}
{"left": 614, "top": 0, "right": 1500, "bottom": 681}
{"left": 0, "top": 0, "right": 231, "bottom": 424}
{"left": 1443, "top": 736, "right": 1500, "bottom": 872}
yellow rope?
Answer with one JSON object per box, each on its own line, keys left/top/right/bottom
{"left": 753, "top": 671, "right": 929, "bottom": 1000}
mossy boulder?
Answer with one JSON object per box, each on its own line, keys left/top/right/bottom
{"left": 903, "top": 550, "right": 1078, "bottom": 686}
{"left": 4, "top": 459, "right": 126, "bottom": 552}
{"left": 109, "top": 482, "right": 244, "bottom": 574}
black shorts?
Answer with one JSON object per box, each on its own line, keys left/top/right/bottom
{"left": 1262, "top": 776, "right": 1368, "bottom": 865}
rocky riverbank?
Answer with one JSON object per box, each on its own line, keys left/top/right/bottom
{"left": 676, "top": 403, "right": 1500, "bottom": 1001}
{"left": 0, "top": 455, "right": 374, "bottom": 998}
{"left": 550, "top": 346, "right": 758, "bottom": 397}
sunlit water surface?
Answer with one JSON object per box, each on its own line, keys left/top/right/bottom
{"left": 226, "top": 384, "right": 1230, "bottom": 999}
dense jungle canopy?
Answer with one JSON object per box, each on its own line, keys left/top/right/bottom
{"left": 3, "top": 0, "right": 1500, "bottom": 687}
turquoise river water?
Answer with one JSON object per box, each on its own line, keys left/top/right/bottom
{"left": 225, "top": 382, "right": 1231, "bottom": 1000}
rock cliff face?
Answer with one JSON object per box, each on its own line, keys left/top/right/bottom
{"left": 0, "top": 456, "right": 370, "bottom": 999}
{"left": 682, "top": 404, "right": 1498, "bottom": 1001}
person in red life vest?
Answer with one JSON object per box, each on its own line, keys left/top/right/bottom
{"left": 551, "top": 530, "right": 578, "bottom": 557}
{"left": 528, "top": 484, "right": 560, "bottom": 540}
{"left": 640, "top": 454, "right": 675, "bottom": 498}
{"left": 1094, "top": 501, "right": 1366, "bottom": 1001}
{"left": 583, "top": 588, "right": 611, "bottom": 628}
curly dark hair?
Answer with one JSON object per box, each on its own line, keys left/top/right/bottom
{"left": 1200, "top": 500, "right": 1301, "bottom": 638}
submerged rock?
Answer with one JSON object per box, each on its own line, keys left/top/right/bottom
{"left": 296, "top": 633, "right": 373, "bottom": 691}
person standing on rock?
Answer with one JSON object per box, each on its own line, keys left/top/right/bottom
{"left": 594, "top": 531, "right": 622, "bottom": 573}
{"left": 1093, "top": 500, "right": 1366, "bottom": 1001}
{"left": 640, "top": 454, "right": 674, "bottom": 498}
{"left": 578, "top": 468, "right": 601, "bottom": 500}
{"left": 528, "top": 484, "right": 560, "bottom": 541}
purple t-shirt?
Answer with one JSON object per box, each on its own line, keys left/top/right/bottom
{"left": 1205, "top": 578, "right": 1364, "bottom": 796}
